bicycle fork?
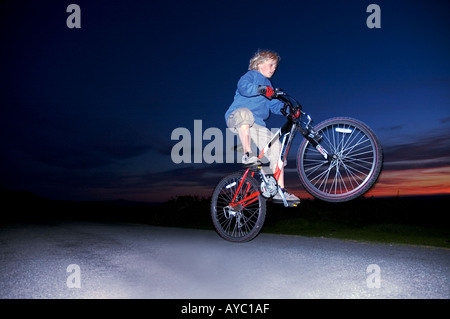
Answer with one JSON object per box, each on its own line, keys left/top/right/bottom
{"left": 296, "top": 116, "right": 332, "bottom": 162}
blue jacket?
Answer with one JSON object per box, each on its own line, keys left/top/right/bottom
{"left": 225, "top": 70, "right": 284, "bottom": 127}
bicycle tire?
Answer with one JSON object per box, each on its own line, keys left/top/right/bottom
{"left": 211, "top": 172, "right": 266, "bottom": 242}
{"left": 297, "top": 117, "right": 383, "bottom": 202}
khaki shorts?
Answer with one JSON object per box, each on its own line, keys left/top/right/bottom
{"left": 227, "top": 108, "right": 282, "bottom": 170}
{"left": 226, "top": 108, "right": 255, "bottom": 133}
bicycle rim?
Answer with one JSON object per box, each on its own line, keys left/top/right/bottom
{"left": 297, "top": 117, "right": 383, "bottom": 202}
{"left": 211, "top": 172, "right": 266, "bottom": 242}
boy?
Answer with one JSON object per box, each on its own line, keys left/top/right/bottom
{"left": 225, "top": 50, "right": 300, "bottom": 204}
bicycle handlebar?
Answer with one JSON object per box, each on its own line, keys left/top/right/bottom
{"left": 273, "top": 88, "right": 302, "bottom": 119}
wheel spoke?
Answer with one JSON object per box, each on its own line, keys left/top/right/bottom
{"left": 211, "top": 173, "right": 265, "bottom": 242}
{"left": 298, "top": 118, "right": 381, "bottom": 202}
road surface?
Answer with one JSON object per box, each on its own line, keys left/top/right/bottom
{"left": 0, "top": 221, "right": 448, "bottom": 299}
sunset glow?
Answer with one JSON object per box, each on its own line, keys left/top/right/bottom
{"left": 133, "top": 166, "right": 450, "bottom": 202}
{"left": 365, "top": 166, "right": 450, "bottom": 198}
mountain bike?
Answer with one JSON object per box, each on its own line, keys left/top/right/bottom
{"left": 210, "top": 89, "right": 383, "bottom": 242}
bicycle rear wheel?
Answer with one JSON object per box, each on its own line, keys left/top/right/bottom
{"left": 297, "top": 117, "right": 383, "bottom": 202}
{"left": 211, "top": 172, "right": 266, "bottom": 242}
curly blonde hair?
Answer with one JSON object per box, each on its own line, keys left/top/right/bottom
{"left": 248, "top": 49, "right": 281, "bottom": 71}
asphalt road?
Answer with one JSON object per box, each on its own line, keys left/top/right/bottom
{"left": 0, "top": 221, "right": 448, "bottom": 299}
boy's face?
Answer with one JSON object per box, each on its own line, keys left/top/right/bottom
{"left": 258, "top": 58, "right": 278, "bottom": 78}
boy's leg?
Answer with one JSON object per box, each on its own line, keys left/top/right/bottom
{"left": 249, "top": 124, "right": 299, "bottom": 203}
{"left": 238, "top": 124, "right": 251, "bottom": 154}
{"left": 249, "top": 124, "right": 282, "bottom": 175}
{"left": 238, "top": 124, "right": 259, "bottom": 165}
{"left": 227, "top": 108, "right": 258, "bottom": 165}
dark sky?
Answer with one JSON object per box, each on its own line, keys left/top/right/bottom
{"left": 1, "top": 0, "right": 449, "bottom": 202}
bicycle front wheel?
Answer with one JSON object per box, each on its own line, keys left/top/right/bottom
{"left": 297, "top": 117, "right": 383, "bottom": 202}
{"left": 211, "top": 172, "right": 266, "bottom": 242}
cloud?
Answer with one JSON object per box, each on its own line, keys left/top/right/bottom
{"left": 381, "top": 125, "right": 403, "bottom": 131}
{"left": 440, "top": 117, "right": 450, "bottom": 124}
{"left": 382, "top": 133, "right": 450, "bottom": 171}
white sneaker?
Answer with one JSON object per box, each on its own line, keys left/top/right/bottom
{"left": 242, "top": 152, "right": 259, "bottom": 166}
{"left": 273, "top": 189, "right": 301, "bottom": 204}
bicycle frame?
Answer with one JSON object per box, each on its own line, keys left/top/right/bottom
{"left": 228, "top": 91, "right": 326, "bottom": 208}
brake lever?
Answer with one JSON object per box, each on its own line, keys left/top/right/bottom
{"left": 274, "top": 88, "right": 286, "bottom": 97}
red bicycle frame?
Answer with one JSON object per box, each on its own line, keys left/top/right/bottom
{"left": 229, "top": 168, "right": 260, "bottom": 208}
{"left": 228, "top": 119, "right": 297, "bottom": 209}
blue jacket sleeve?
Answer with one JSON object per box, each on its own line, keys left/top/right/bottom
{"left": 269, "top": 99, "right": 284, "bottom": 115}
{"left": 236, "top": 72, "right": 259, "bottom": 97}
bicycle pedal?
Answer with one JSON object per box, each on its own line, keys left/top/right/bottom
{"left": 242, "top": 161, "right": 262, "bottom": 168}
{"left": 272, "top": 199, "right": 301, "bottom": 207}
{"left": 287, "top": 201, "right": 300, "bottom": 208}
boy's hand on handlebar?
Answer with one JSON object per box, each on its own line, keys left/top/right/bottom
{"left": 257, "top": 85, "right": 275, "bottom": 99}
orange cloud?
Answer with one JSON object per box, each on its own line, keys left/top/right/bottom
{"left": 366, "top": 166, "right": 450, "bottom": 197}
